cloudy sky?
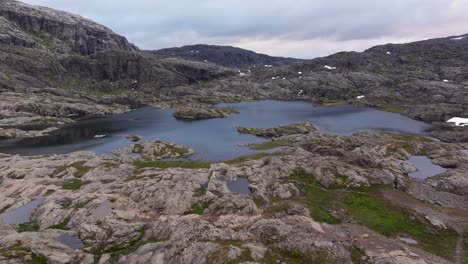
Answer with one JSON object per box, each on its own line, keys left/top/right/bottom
{"left": 22, "top": 0, "right": 468, "bottom": 58}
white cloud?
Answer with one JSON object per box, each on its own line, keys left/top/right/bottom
{"left": 21, "top": 0, "right": 468, "bottom": 58}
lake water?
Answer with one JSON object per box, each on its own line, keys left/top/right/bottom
{"left": 0, "top": 101, "right": 431, "bottom": 161}
{"left": 408, "top": 156, "right": 447, "bottom": 179}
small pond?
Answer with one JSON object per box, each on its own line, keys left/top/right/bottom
{"left": 227, "top": 178, "right": 252, "bottom": 195}
{"left": 0, "top": 197, "right": 45, "bottom": 225}
{"left": 408, "top": 156, "right": 447, "bottom": 179}
{"left": 58, "top": 234, "right": 84, "bottom": 249}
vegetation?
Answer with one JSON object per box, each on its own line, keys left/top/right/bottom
{"left": 379, "top": 104, "right": 405, "bottom": 114}
{"left": 286, "top": 171, "right": 459, "bottom": 260}
{"left": 62, "top": 179, "right": 91, "bottom": 190}
{"left": 184, "top": 202, "right": 210, "bottom": 215}
{"left": 247, "top": 140, "right": 293, "bottom": 150}
{"left": 225, "top": 153, "right": 271, "bottom": 164}
{"left": 385, "top": 133, "right": 432, "bottom": 142}
{"left": 48, "top": 217, "right": 70, "bottom": 230}
{"left": 344, "top": 192, "right": 459, "bottom": 260}
{"left": 288, "top": 171, "right": 342, "bottom": 224}
{"left": 53, "top": 161, "right": 92, "bottom": 178}
{"left": 17, "top": 223, "right": 39, "bottom": 233}
{"left": 133, "top": 160, "right": 211, "bottom": 170}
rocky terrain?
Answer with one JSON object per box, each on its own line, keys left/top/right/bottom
{"left": 1, "top": 0, "right": 467, "bottom": 142}
{"left": 0, "top": 124, "right": 467, "bottom": 263}
{"left": 0, "top": 0, "right": 468, "bottom": 263}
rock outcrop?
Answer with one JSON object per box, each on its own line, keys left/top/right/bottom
{"left": 0, "top": 0, "right": 137, "bottom": 54}
{"left": 173, "top": 106, "right": 240, "bottom": 120}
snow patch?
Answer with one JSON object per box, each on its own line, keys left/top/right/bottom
{"left": 356, "top": 95, "right": 365, "bottom": 99}
{"left": 264, "top": 65, "right": 273, "bottom": 68}
{"left": 447, "top": 117, "right": 468, "bottom": 127}
{"left": 94, "top": 135, "right": 108, "bottom": 138}
{"left": 451, "top": 36, "right": 466, "bottom": 40}
{"left": 324, "top": 65, "right": 336, "bottom": 70}
{"left": 386, "top": 51, "right": 391, "bottom": 55}
{"left": 298, "top": 72, "right": 303, "bottom": 75}
{"left": 443, "top": 79, "right": 449, "bottom": 82}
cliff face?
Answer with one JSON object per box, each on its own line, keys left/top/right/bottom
{"left": 0, "top": 0, "right": 138, "bottom": 55}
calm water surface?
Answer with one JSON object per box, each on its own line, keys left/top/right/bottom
{"left": 408, "top": 156, "right": 447, "bottom": 179}
{"left": 0, "top": 101, "right": 431, "bottom": 161}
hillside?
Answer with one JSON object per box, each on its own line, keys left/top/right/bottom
{"left": 151, "top": 44, "right": 302, "bottom": 67}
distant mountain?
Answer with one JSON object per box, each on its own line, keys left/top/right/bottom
{"left": 150, "top": 44, "right": 303, "bottom": 67}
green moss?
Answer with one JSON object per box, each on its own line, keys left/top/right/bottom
{"left": 133, "top": 160, "right": 211, "bottom": 170}
{"left": 379, "top": 104, "right": 405, "bottom": 114}
{"left": 288, "top": 171, "right": 342, "bottom": 224}
{"left": 385, "top": 133, "right": 432, "bottom": 142}
{"left": 184, "top": 202, "right": 210, "bottom": 215}
{"left": 28, "top": 253, "right": 48, "bottom": 264}
{"left": 62, "top": 179, "right": 91, "bottom": 190}
{"left": 344, "top": 192, "right": 459, "bottom": 260}
{"left": 262, "top": 247, "right": 331, "bottom": 264}
{"left": 43, "top": 190, "right": 55, "bottom": 196}
{"left": 17, "top": 223, "right": 39, "bottom": 233}
{"left": 193, "top": 188, "right": 207, "bottom": 197}
{"left": 49, "top": 217, "right": 70, "bottom": 230}
{"left": 320, "top": 99, "right": 347, "bottom": 107}
{"left": 93, "top": 227, "right": 159, "bottom": 264}
{"left": 53, "top": 161, "right": 92, "bottom": 178}
{"left": 0, "top": 242, "right": 31, "bottom": 259}
{"left": 225, "top": 153, "right": 271, "bottom": 165}
{"left": 248, "top": 140, "right": 293, "bottom": 150}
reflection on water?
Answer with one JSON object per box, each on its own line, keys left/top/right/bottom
{"left": 408, "top": 156, "right": 447, "bottom": 179}
{"left": 227, "top": 178, "right": 251, "bottom": 195}
{"left": 0, "top": 101, "right": 432, "bottom": 161}
{"left": 0, "top": 197, "right": 45, "bottom": 224}
{"left": 58, "top": 234, "right": 84, "bottom": 249}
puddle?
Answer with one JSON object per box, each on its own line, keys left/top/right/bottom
{"left": 89, "top": 200, "right": 113, "bottom": 220}
{"left": 408, "top": 156, "right": 447, "bottom": 179}
{"left": 398, "top": 237, "right": 418, "bottom": 245}
{"left": 58, "top": 234, "right": 84, "bottom": 249}
{"left": 0, "top": 197, "right": 45, "bottom": 224}
{"left": 227, "top": 178, "right": 252, "bottom": 195}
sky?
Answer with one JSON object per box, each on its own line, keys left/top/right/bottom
{"left": 22, "top": 0, "right": 468, "bottom": 59}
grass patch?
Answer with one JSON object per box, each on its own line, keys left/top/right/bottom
{"left": 92, "top": 227, "right": 160, "bottom": 264}
{"left": 17, "top": 223, "right": 39, "bottom": 233}
{"left": 344, "top": 191, "right": 459, "bottom": 260}
{"left": 53, "top": 161, "right": 92, "bottom": 178}
{"left": 43, "top": 190, "right": 55, "bottom": 196}
{"left": 0, "top": 242, "right": 31, "bottom": 259}
{"left": 320, "top": 99, "right": 347, "bottom": 107}
{"left": 48, "top": 217, "right": 70, "bottom": 230}
{"left": 29, "top": 253, "right": 48, "bottom": 264}
{"left": 62, "top": 179, "right": 91, "bottom": 190}
{"left": 262, "top": 247, "right": 331, "bottom": 264}
{"left": 225, "top": 153, "right": 271, "bottom": 165}
{"left": 288, "top": 171, "right": 342, "bottom": 224}
{"left": 248, "top": 140, "right": 293, "bottom": 150}
{"left": 133, "top": 160, "right": 211, "bottom": 170}
{"left": 184, "top": 202, "right": 210, "bottom": 215}
{"left": 385, "top": 133, "right": 432, "bottom": 142}
{"left": 379, "top": 104, "right": 405, "bottom": 114}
